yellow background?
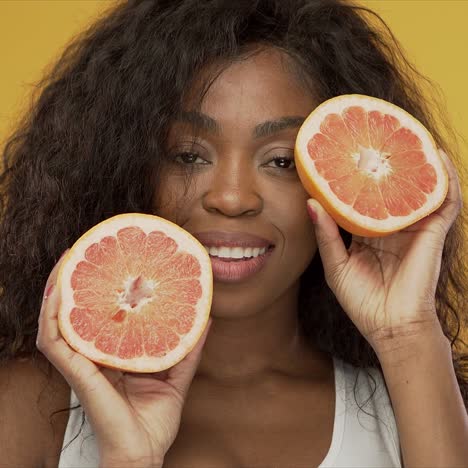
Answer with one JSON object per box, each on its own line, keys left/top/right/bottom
{"left": 0, "top": 1, "right": 466, "bottom": 344}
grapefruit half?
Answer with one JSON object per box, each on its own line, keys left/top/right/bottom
{"left": 57, "top": 213, "right": 213, "bottom": 373}
{"left": 295, "top": 94, "right": 449, "bottom": 237}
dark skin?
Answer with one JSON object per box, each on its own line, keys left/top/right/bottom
{"left": 159, "top": 48, "right": 322, "bottom": 381}
{"left": 2, "top": 49, "right": 334, "bottom": 467}
{"left": 156, "top": 49, "right": 335, "bottom": 467}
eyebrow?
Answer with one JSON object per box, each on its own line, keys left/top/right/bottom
{"left": 175, "top": 111, "right": 305, "bottom": 139}
{"left": 176, "top": 111, "right": 221, "bottom": 135}
{"left": 253, "top": 116, "right": 305, "bottom": 139}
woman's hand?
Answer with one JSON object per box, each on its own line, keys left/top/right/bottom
{"left": 36, "top": 256, "right": 211, "bottom": 468}
{"left": 307, "top": 149, "right": 462, "bottom": 354}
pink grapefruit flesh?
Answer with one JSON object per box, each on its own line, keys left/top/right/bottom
{"left": 295, "top": 94, "right": 449, "bottom": 236}
{"left": 57, "top": 213, "right": 213, "bottom": 373}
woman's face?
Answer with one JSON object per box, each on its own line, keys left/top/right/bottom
{"left": 155, "top": 48, "right": 318, "bottom": 318}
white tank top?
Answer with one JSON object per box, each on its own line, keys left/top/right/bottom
{"left": 58, "top": 358, "right": 401, "bottom": 467}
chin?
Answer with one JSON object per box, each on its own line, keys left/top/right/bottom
{"left": 209, "top": 290, "right": 265, "bottom": 319}
{"left": 209, "top": 304, "right": 258, "bottom": 319}
{"left": 209, "top": 282, "right": 294, "bottom": 320}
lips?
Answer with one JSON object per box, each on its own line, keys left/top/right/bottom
{"left": 191, "top": 230, "right": 275, "bottom": 283}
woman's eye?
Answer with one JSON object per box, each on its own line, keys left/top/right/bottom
{"left": 266, "top": 156, "right": 296, "bottom": 170}
{"left": 173, "top": 152, "right": 208, "bottom": 165}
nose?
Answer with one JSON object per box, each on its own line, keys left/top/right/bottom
{"left": 202, "top": 157, "right": 263, "bottom": 217}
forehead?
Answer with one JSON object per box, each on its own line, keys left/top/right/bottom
{"left": 185, "top": 48, "right": 317, "bottom": 123}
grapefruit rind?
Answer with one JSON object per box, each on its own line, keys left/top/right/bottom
{"left": 295, "top": 94, "right": 449, "bottom": 237}
{"left": 57, "top": 213, "right": 213, "bottom": 373}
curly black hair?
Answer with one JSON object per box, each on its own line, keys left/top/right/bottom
{"left": 1, "top": 0, "right": 467, "bottom": 407}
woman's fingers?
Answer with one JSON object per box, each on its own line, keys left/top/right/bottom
{"left": 37, "top": 249, "right": 211, "bottom": 416}
{"left": 36, "top": 251, "right": 83, "bottom": 377}
{"left": 307, "top": 199, "right": 349, "bottom": 287}
{"left": 36, "top": 250, "right": 72, "bottom": 358}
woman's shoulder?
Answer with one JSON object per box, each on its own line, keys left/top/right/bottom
{"left": 0, "top": 355, "right": 70, "bottom": 468}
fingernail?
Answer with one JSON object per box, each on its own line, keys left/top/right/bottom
{"left": 307, "top": 200, "right": 319, "bottom": 224}
{"left": 43, "top": 284, "right": 55, "bottom": 300}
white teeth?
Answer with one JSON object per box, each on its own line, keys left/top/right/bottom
{"left": 231, "top": 247, "right": 244, "bottom": 259}
{"left": 205, "top": 245, "right": 269, "bottom": 259}
{"left": 217, "top": 247, "right": 231, "bottom": 258}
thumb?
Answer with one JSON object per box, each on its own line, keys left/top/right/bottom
{"left": 166, "top": 318, "right": 212, "bottom": 398}
{"left": 307, "top": 199, "right": 349, "bottom": 287}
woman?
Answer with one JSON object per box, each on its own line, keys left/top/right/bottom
{"left": 1, "top": 0, "right": 467, "bottom": 467}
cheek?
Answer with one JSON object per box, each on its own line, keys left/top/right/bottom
{"left": 284, "top": 207, "right": 317, "bottom": 262}
{"left": 276, "top": 187, "right": 317, "bottom": 264}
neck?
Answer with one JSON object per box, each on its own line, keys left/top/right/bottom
{"left": 197, "top": 284, "right": 328, "bottom": 385}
